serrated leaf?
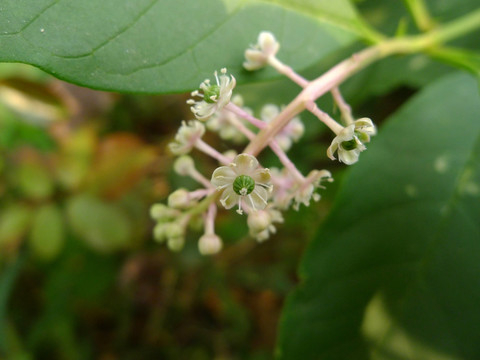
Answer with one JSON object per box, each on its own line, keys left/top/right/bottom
{"left": 0, "top": 0, "right": 363, "bottom": 93}
{"left": 278, "top": 72, "right": 480, "bottom": 359}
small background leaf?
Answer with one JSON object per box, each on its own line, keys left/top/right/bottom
{"left": 66, "top": 194, "right": 132, "bottom": 253}
{"left": 28, "top": 204, "right": 65, "bottom": 261}
{"left": 278, "top": 72, "right": 480, "bottom": 359}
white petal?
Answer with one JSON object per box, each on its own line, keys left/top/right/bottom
{"left": 327, "top": 141, "right": 338, "bottom": 160}
{"left": 192, "top": 101, "right": 217, "bottom": 120}
{"left": 337, "top": 124, "right": 355, "bottom": 142}
{"left": 243, "top": 50, "right": 266, "bottom": 71}
{"left": 219, "top": 187, "right": 238, "bottom": 209}
{"left": 338, "top": 148, "right": 360, "bottom": 165}
{"left": 233, "top": 153, "right": 258, "bottom": 175}
{"left": 355, "top": 118, "right": 376, "bottom": 135}
{"left": 211, "top": 166, "right": 236, "bottom": 187}
{"left": 252, "top": 168, "right": 271, "bottom": 184}
{"left": 258, "top": 31, "right": 280, "bottom": 55}
{"left": 249, "top": 186, "right": 269, "bottom": 211}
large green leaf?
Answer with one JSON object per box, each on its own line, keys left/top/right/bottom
{"left": 0, "top": 0, "right": 363, "bottom": 93}
{"left": 278, "top": 72, "right": 480, "bottom": 359}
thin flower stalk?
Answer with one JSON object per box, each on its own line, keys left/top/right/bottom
{"left": 331, "top": 87, "right": 354, "bottom": 125}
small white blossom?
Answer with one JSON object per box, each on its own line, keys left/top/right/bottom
{"left": 207, "top": 95, "right": 249, "bottom": 144}
{"left": 187, "top": 68, "right": 236, "bottom": 120}
{"left": 293, "top": 170, "right": 333, "bottom": 210}
{"left": 168, "top": 120, "right": 205, "bottom": 155}
{"left": 211, "top": 153, "right": 272, "bottom": 215}
{"left": 244, "top": 31, "right": 280, "bottom": 71}
{"left": 198, "top": 233, "right": 223, "bottom": 255}
{"left": 260, "top": 104, "right": 304, "bottom": 151}
{"left": 327, "top": 118, "right": 376, "bottom": 165}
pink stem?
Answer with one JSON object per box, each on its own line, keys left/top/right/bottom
{"left": 306, "top": 101, "right": 344, "bottom": 135}
{"left": 204, "top": 203, "right": 217, "bottom": 234}
{"left": 268, "top": 56, "right": 309, "bottom": 88}
{"left": 189, "top": 168, "right": 214, "bottom": 189}
{"left": 225, "top": 103, "right": 266, "bottom": 129}
{"left": 195, "top": 139, "right": 232, "bottom": 165}
{"left": 331, "top": 87, "right": 354, "bottom": 124}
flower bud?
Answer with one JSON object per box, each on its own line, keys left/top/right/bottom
{"left": 198, "top": 234, "right": 223, "bottom": 255}
{"left": 243, "top": 32, "right": 280, "bottom": 71}
{"left": 247, "top": 210, "right": 271, "bottom": 233}
{"left": 169, "top": 121, "right": 205, "bottom": 155}
{"left": 150, "top": 203, "right": 177, "bottom": 221}
{"left": 167, "top": 236, "right": 185, "bottom": 252}
{"left": 153, "top": 223, "right": 168, "bottom": 243}
{"left": 168, "top": 188, "right": 191, "bottom": 209}
{"left": 173, "top": 155, "right": 195, "bottom": 176}
{"left": 165, "top": 222, "right": 184, "bottom": 239}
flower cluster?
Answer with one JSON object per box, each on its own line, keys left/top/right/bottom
{"left": 150, "top": 31, "right": 376, "bottom": 255}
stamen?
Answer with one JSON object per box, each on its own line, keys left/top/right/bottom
{"left": 248, "top": 194, "right": 257, "bottom": 211}
{"left": 253, "top": 189, "right": 268, "bottom": 205}
{"left": 237, "top": 197, "right": 243, "bottom": 215}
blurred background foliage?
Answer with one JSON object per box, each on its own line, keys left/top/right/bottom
{"left": 0, "top": 59, "right": 337, "bottom": 359}
{"left": 1, "top": 0, "right": 479, "bottom": 359}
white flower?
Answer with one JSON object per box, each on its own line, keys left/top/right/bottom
{"left": 244, "top": 31, "right": 280, "bottom": 71}
{"left": 187, "top": 68, "right": 236, "bottom": 120}
{"left": 168, "top": 120, "right": 205, "bottom": 155}
{"left": 211, "top": 153, "right": 272, "bottom": 215}
{"left": 198, "top": 233, "right": 223, "bottom": 255}
{"left": 327, "top": 118, "right": 376, "bottom": 165}
{"left": 260, "top": 104, "right": 304, "bottom": 151}
{"left": 247, "top": 206, "right": 284, "bottom": 242}
{"left": 293, "top": 170, "right": 332, "bottom": 210}
{"left": 269, "top": 168, "right": 332, "bottom": 210}
{"left": 207, "top": 95, "right": 248, "bottom": 144}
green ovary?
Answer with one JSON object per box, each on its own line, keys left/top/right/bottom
{"left": 341, "top": 139, "right": 357, "bottom": 150}
{"left": 233, "top": 175, "right": 255, "bottom": 195}
{"left": 203, "top": 85, "right": 220, "bottom": 103}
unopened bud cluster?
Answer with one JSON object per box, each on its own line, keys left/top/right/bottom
{"left": 151, "top": 31, "right": 376, "bottom": 254}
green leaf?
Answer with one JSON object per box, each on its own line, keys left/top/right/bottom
{"left": 0, "top": 204, "right": 32, "bottom": 253}
{"left": 431, "top": 47, "right": 480, "bottom": 79}
{"left": 14, "top": 161, "right": 54, "bottom": 200}
{"left": 278, "top": 72, "right": 480, "bottom": 359}
{"left": 0, "top": 0, "right": 363, "bottom": 93}
{"left": 66, "top": 194, "right": 132, "bottom": 253}
{"left": 28, "top": 204, "right": 65, "bottom": 261}
{"left": 0, "top": 253, "right": 25, "bottom": 354}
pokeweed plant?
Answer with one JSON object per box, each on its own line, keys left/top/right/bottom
{"left": 1, "top": 0, "right": 480, "bottom": 359}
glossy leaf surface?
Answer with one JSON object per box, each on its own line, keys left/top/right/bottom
{"left": 0, "top": 0, "right": 363, "bottom": 93}
{"left": 278, "top": 72, "right": 480, "bottom": 359}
